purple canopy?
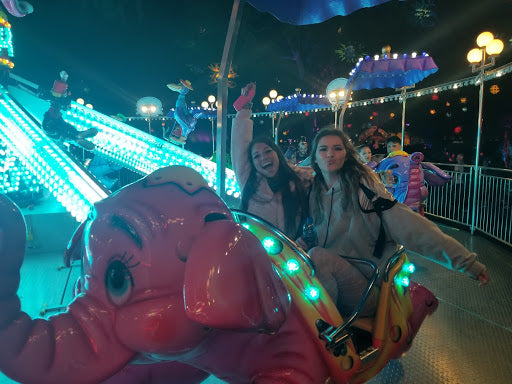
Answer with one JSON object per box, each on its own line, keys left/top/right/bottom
{"left": 247, "top": 0, "right": 393, "bottom": 25}
{"left": 346, "top": 53, "right": 439, "bottom": 91}
{"left": 266, "top": 94, "right": 331, "bottom": 113}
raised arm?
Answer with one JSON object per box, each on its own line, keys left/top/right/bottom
{"left": 231, "top": 83, "right": 256, "bottom": 190}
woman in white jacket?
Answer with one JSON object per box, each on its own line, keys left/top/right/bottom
{"left": 302, "top": 127, "right": 490, "bottom": 316}
{"left": 231, "top": 83, "right": 313, "bottom": 239}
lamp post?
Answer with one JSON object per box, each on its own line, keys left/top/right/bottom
{"left": 207, "top": 95, "right": 216, "bottom": 155}
{"left": 326, "top": 78, "right": 348, "bottom": 130}
{"left": 466, "top": 31, "right": 503, "bottom": 234}
{"left": 262, "top": 89, "right": 283, "bottom": 144}
{"left": 136, "top": 97, "right": 163, "bottom": 135}
{"left": 140, "top": 104, "right": 157, "bottom": 133}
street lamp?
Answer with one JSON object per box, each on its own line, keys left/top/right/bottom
{"left": 207, "top": 95, "right": 216, "bottom": 154}
{"left": 76, "top": 98, "right": 93, "bottom": 109}
{"left": 207, "top": 94, "right": 216, "bottom": 108}
{"left": 262, "top": 90, "right": 283, "bottom": 144}
{"left": 466, "top": 31, "right": 503, "bottom": 234}
{"left": 326, "top": 78, "right": 348, "bottom": 130}
{"left": 136, "top": 96, "right": 163, "bottom": 134}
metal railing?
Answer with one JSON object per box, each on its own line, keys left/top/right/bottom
{"left": 425, "top": 164, "right": 512, "bottom": 247}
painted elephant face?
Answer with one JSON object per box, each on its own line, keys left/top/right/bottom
{"left": 72, "top": 166, "right": 289, "bottom": 356}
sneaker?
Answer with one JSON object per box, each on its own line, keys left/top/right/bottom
{"left": 75, "top": 139, "right": 95, "bottom": 151}
{"left": 77, "top": 128, "right": 98, "bottom": 139}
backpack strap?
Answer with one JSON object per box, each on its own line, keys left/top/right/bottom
{"left": 359, "top": 183, "right": 397, "bottom": 258}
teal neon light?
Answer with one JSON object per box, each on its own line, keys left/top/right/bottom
{"left": 394, "top": 275, "right": 410, "bottom": 287}
{"left": 305, "top": 286, "right": 320, "bottom": 300}
{"left": 63, "top": 104, "right": 241, "bottom": 198}
{"left": 0, "top": 92, "right": 107, "bottom": 222}
{"left": 285, "top": 259, "right": 300, "bottom": 273}
{"left": 262, "top": 236, "right": 283, "bottom": 255}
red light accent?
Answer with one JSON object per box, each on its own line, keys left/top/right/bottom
{"left": 454, "top": 126, "right": 462, "bottom": 134}
{"left": 431, "top": 94, "right": 439, "bottom": 100}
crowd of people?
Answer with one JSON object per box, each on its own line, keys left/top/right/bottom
{"left": 231, "top": 82, "right": 489, "bottom": 318}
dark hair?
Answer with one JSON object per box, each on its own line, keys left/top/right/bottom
{"left": 241, "top": 136, "right": 308, "bottom": 237}
{"left": 284, "top": 145, "right": 297, "bottom": 160}
{"left": 386, "top": 135, "right": 401, "bottom": 145}
{"left": 310, "top": 127, "right": 376, "bottom": 218}
{"left": 356, "top": 144, "right": 371, "bottom": 154}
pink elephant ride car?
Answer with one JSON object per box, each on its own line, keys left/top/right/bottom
{"left": 0, "top": 166, "right": 437, "bottom": 384}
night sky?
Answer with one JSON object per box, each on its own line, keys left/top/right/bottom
{"left": 5, "top": 0, "right": 512, "bottom": 162}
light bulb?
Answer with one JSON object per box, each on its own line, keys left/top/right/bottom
{"left": 485, "top": 39, "right": 504, "bottom": 56}
{"left": 467, "top": 48, "right": 483, "bottom": 64}
{"left": 476, "top": 31, "right": 494, "bottom": 47}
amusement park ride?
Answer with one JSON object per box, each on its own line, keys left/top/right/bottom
{"left": 0, "top": 1, "right": 499, "bottom": 383}
{"left": 0, "top": 166, "right": 438, "bottom": 384}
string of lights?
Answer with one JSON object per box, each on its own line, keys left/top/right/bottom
{"left": 125, "top": 61, "right": 512, "bottom": 120}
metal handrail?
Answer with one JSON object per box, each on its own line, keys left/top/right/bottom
{"left": 318, "top": 246, "right": 406, "bottom": 353}
{"left": 425, "top": 164, "right": 512, "bottom": 247}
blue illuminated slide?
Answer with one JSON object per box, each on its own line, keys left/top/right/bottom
{"left": 2, "top": 75, "right": 240, "bottom": 220}
{"left": 0, "top": 86, "right": 109, "bottom": 222}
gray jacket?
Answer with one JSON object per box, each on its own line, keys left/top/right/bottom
{"left": 310, "top": 176, "right": 485, "bottom": 280}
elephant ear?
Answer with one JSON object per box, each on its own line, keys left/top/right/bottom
{"left": 184, "top": 221, "right": 290, "bottom": 333}
{"left": 421, "top": 162, "right": 452, "bottom": 186}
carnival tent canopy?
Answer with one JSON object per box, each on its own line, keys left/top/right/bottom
{"left": 266, "top": 94, "right": 331, "bottom": 113}
{"left": 346, "top": 53, "right": 439, "bottom": 91}
{"left": 247, "top": 0, "right": 393, "bottom": 25}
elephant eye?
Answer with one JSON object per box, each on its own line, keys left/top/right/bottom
{"left": 389, "top": 164, "right": 399, "bottom": 169}
{"left": 204, "top": 212, "right": 229, "bottom": 223}
{"left": 105, "top": 259, "right": 134, "bottom": 306}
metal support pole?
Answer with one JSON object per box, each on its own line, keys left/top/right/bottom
{"left": 400, "top": 89, "right": 406, "bottom": 148}
{"left": 272, "top": 113, "right": 276, "bottom": 144}
{"left": 396, "top": 85, "right": 414, "bottom": 147}
{"left": 211, "top": 118, "right": 215, "bottom": 156}
{"left": 470, "top": 67, "right": 485, "bottom": 234}
{"left": 338, "top": 83, "right": 354, "bottom": 131}
{"left": 334, "top": 109, "right": 338, "bottom": 129}
{"left": 216, "top": 0, "right": 243, "bottom": 200}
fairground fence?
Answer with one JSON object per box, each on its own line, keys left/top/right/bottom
{"left": 425, "top": 164, "right": 512, "bottom": 248}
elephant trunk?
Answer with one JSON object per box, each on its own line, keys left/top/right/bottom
{"left": 403, "top": 152, "right": 425, "bottom": 209}
{"left": 0, "top": 195, "right": 135, "bottom": 384}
